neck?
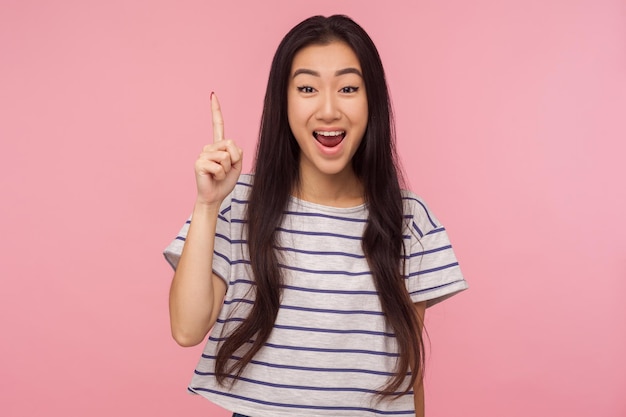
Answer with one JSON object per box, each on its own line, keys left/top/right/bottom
{"left": 295, "top": 167, "right": 364, "bottom": 208}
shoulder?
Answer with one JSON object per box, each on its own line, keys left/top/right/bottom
{"left": 233, "top": 173, "right": 254, "bottom": 195}
{"left": 401, "top": 189, "right": 442, "bottom": 235}
{"left": 217, "top": 174, "right": 253, "bottom": 219}
{"left": 227, "top": 173, "right": 254, "bottom": 203}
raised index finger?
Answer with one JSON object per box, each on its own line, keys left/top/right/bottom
{"left": 211, "top": 92, "right": 225, "bottom": 142}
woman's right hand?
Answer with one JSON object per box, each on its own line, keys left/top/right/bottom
{"left": 169, "top": 93, "right": 237, "bottom": 346}
{"left": 194, "top": 93, "right": 243, "bottom": 206}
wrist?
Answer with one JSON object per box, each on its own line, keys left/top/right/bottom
{"left": 193, "top": 199, "right": 222, "bottom": 215}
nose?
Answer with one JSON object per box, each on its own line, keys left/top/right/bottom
{"left": 315, "top": 92, "right": 340, "bottom": 122}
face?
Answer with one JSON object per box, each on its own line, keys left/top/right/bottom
{"left": 287, "top": 41, "right": 368, "bottom": 182}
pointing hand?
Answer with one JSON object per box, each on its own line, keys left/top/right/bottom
{"left": 194, "top": 93, "right": 243, "bottom": 206}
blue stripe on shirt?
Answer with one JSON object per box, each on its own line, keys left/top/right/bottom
{"left": 235, "top": 180, "right": 253, "bottom": 188}
{"left": 402, "top": 196, "right": 437, "bottom": 229}
{"left": 407, "top": 262, "right": 459, "bottom": 277}
{"left": 200, "top": 354, "right": 402, "bottom": 377}
{"left": 283, "top": 210, "right": 367, "bottom": 223}
{"left": 188, "top": 386, "right": 415, "bottom": 415}
{"left": 282, "top": 284, "right": 378, "bottom": 296}
{"left": 263, "top": 342, "right": 397, "bottom": 357}
{"left": 215, "top": 233, "right": 247, "bottom": 245}
{"left": 411, "top": 221, "right": 424, "bottom": 238}
{"left": 406, "top": 244, "right": 453, "bottom": 259}
{"left": 192, "top": 371, "right": 409, "bottom": 395}
{"left": 215, "top": 319, "right": 395, "bottom": 337}
{"left": 276, "top": 246, "right": 366, "bottom": 259}
{"left": 426, "top": 226, "right": 446, "bottom": 235}
{"left": 279, "top": 303, "right": 384, "bottom": 316}
{"left": 278, "top": 264, "right": 371, "bottom": 277}
{"left": 276, "top": 227, "right": 362, "bottom": 240}
{"left": 221, "top": 300, "right": 384, "bottom": 316}
{"left": 409, "top": 279, "right": 465, "bottom": 296}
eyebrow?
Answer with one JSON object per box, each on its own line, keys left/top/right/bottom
{"left": 292, "top": 67, "right": 363, "bottom": 78}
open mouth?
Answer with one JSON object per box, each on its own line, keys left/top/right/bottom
{"left": 313, "top": 130, "right": 345, "bottom": 148}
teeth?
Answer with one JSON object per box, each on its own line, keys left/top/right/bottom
{"left": 315, "top": 131, "right": 344, "bottom": 137}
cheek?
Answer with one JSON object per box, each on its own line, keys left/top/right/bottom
{"left": 287, "top": 99, "right": 313, "bottom": 131}
{"left": 361, "top": 97, "right": 369, "bottom": 118}
{"left": 348, "top": 96, "right": 368, "bottom": 119}
{"left": 286, "top": 95, "right": 299, "bottom": 132}
{"left": 352, "top": 110, "right": 368, "bottom": 145}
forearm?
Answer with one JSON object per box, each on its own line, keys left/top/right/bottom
{"left": 169, "top": 200, "right": 223, "bottom": 346}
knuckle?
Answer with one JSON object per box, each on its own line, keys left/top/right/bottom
{"left": 214, "top": 168, "right": 225, "bottom": 180}
{"left": 217, "top": 152, "right": 230, "bottom": 163}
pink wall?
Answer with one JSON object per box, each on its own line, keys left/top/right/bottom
{"left": 1, "top": 0, "right": 625, "bottom": 416}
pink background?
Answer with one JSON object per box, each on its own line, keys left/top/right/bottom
{"left": 1, "top": 0, "right": 625, "bottom": 416}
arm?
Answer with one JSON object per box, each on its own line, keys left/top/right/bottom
{"left": 169, "top": 93, "right": 243, "bottom": 347}
{"left": 169, "top": 202, "right": 228, "bottom": 346}
{"left": 413, "top": 301, "right": 426, "bottom": 417}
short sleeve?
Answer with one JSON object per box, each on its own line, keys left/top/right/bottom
{"left": 163, "top": 218, "right": 190, "bottom": 270}
{"left": 403, "top": 194, "right": 468, "bottom": 307}
{"left": 162, "top": 197, "right": 234, "bottom": 285}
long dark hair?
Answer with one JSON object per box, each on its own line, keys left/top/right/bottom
{"left": 214, "top": 14, "right": 424, "bottom": 397}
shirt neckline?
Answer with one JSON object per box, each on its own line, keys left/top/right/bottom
{"left": 288, "top": 195, "right": 367, "bottom": 214}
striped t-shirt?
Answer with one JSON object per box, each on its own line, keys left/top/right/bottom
{"left": 164, "top": 174, "right": 468, "bottom": 417}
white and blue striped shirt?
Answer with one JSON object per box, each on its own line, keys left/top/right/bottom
{"left": 164, "top": 174, "right": 468, "bottom": 416}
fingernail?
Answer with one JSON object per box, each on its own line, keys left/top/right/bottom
{"left": 210, "top": 91, "right": 214, "bottom": 100}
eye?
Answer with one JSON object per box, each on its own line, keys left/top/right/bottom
{"left": 297, "top": 86, "right": 315, "bottom": 94}
{"left": 340, "top": 86, "right": 359, "bottom": 94}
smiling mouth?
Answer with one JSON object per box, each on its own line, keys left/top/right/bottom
{"left": 313, "top": 130, "right": 345, "bottom": 148}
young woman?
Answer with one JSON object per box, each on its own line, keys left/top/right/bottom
{"left": 165, "top": 15, "right": 467, "bottom": 417}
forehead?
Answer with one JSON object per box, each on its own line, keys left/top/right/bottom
{"left": 290, "top": 41, "right": 361, "bottom": 74}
